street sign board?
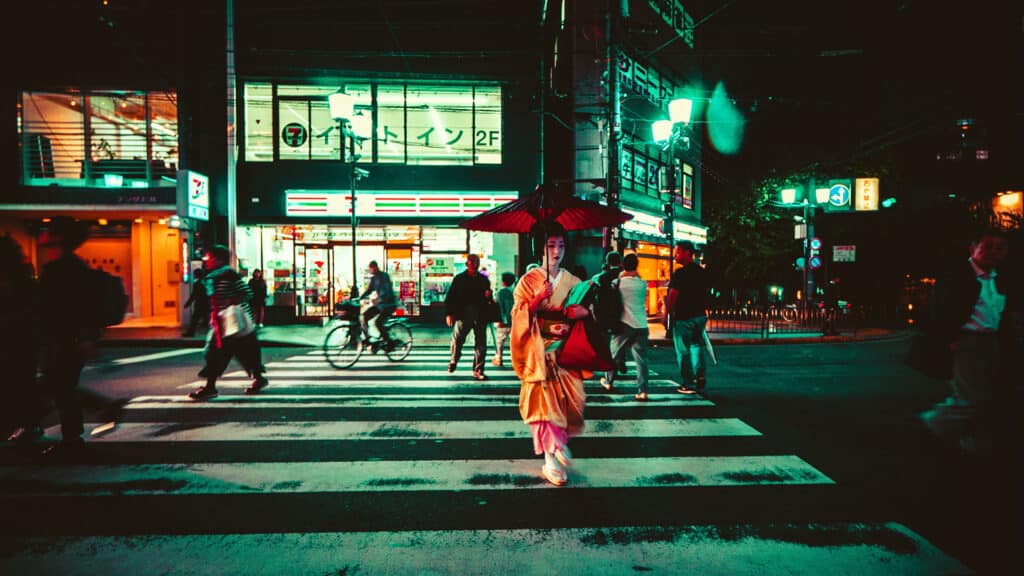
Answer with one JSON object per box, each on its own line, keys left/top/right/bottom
{"left": 176, "top": 170, "right": 209, "bottom": 222}
{"left": 833, "top": 245, "right": 856, "bottom": 262}
{"left": 809, "top": 255, "right": 822, "bottom": 269}
{"left": 826, "top": 179, "right": 853, "bottom": 212}
{"left": 794, "top": 223, "right": 807, "bottom": 239}
{"left": 855, "top": 178, "right": 880, "bottom": 211}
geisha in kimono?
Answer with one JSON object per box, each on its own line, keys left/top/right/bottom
{"left": 510, "top": 222, "right": 591, "bottom": 486}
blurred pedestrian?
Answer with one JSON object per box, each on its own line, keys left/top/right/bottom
{"left": 593, "top": 251, "right": 625, "bottom": 374}
{"left": 600, "top": 254, "right": 650, "bottom": 400}
{"left": 491, "top": 272, "right": 516, "bottom": 368}
{"left": 182, "top": 268, "right": 209, "bottom": 337}
{"left": 36, "top": 218, "right": 125, "bottom": 457}
{"left": 511, "top": 222, "right": 590, "bottom": 486}
{"left": 189, "top": 245, "right": 269, "bottom": 401}
{"left": 920, "top": 228, "right": 1017, "bottom": 454}
{"left": 445, "top": 254, "right": 492, "bottom": 380}
{"left": 0, "top": 235, "right": 44, "bottom": 444}
{"left": 248, "top": 268, "right": 268, "bottom": 328}
{"left": 667, "top": 240, "right": 710, "bottom": 395}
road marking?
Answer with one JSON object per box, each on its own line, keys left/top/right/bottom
{"left": 127, "top": 394, "right": 716, "bottom": 409}
{"left": 91, "top": 349, "right": 203, "bottom": 368}
{"left": 0, "top": 523, "right": 971, "bottom": 576}
{"left": 81, "top": 418, "right": 758, "bottom": 442}
{"left": 175, "top": 378, "right": 676, "bottom": 390}
{"left": 0, "top": 455, "right": 833, "bottom": 495}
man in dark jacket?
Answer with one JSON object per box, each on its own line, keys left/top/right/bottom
{"left": 445, "top": 254, "right": 492, "bottom": 380}
{"left": 182, "top": 268, "right": 209, "bottom": 336}
{"left": 921, "top": 229, "right": 1016, "bottom": 454}
{"left": 667, "top": 241, "right": 710, "bottom": 395}
{"left": 37, "top": 218, "right": 124, "bottom": 457}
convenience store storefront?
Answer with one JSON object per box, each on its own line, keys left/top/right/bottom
{"left": 620, "top": 209, "right": 708, "bottom": 318}
{"left": 236, "top": 190, "right": 519, "bottom": 322}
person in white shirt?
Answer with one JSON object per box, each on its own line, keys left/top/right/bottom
{"left": 600, "top": 253, "right": 651, "bottom": 400}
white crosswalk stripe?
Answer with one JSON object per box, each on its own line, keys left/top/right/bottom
{"left": 1, "top": 348, "right": 972, "bottom": 575}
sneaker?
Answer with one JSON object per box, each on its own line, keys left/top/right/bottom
{"left": 188, "top": 387, "right": 219, "bottom": 401}
{"left": 491, "top": 357, "right": 502, "bottom": 367}
{"left": 634, "top": 392, "right": 649, "bottom": 402}
{"left": 447, "top": 363, "right": 456, "bottom": 373}
{"left": 676, "top": 385, "right": 697, "bottom": 395}
{"left": 245, "top": 377, "right": 269, "bottom": 395}
{"left": 472, "top": 371, "right": 488, "bottom": 381}
{"left": 554, "top": 445, "right": 573, "bottom": 468}
{"left": 541, "top": 464, "right": 567, "bottom": 486}
{"left": 90, "top": 399, "right": 128, "bottom": 438}
{"left": 600, "top": 377, "right": 613, "bottom": 391}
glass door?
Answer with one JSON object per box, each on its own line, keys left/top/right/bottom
{"left": 295, "top": 244, "right": 332, "bottom": 318}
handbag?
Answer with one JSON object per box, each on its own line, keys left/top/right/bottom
{"left": 219, "top": 304, "right": 256, "bottom": 339}
{"left": 481, "top": 297, "right": 501, "bottom": 324}
{"left": 556, "top": 317, "right": 616, "bottom": 372}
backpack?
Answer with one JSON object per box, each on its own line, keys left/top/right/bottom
{"left": 591, "top": 273, "right": 624, "bottom": 333}
{"left": 89, "top": 268, "right": 128, "bottom": 327}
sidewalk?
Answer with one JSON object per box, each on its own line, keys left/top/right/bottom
{"left": 101, "top": 321, "right": 899, "bottom": 348}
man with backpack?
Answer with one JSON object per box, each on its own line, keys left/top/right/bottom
{"left": 36, "top": 217, "right": 126, "bottom": 457}
{"left": 600, "top": 254, "right": 650, "bottom": 400}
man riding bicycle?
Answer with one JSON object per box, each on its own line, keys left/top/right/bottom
{"left": 359, "top": 260, "right": 397, "bottom": 350}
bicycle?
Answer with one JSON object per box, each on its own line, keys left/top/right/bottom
{"left": 323, "top": 300, "right": 413, "bottom": 369}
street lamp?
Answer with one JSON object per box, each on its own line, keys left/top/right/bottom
{"left": 328, "top": 92, "right": 359, "bottom": 299}
{"left": 652, "top": 97, "right": 694, "bottom": 281}
{"left": 777, "top": 180, "right": 826, "bottom": 310}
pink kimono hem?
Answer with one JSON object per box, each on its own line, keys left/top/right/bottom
{"left": 530, "top": 421, "right": 569, "bottom": 455}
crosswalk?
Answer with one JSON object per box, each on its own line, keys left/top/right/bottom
{"left": 0, "top": 347, "right": 972, "bottom": 575}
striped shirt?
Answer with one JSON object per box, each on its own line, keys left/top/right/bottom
{"left": 203, "top": 265, "right": 254, "bottom": 318}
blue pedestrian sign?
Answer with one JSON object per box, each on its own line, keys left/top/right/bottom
{"left": 809, "top": 255, "right": 822, "bottom": 269}
{"left": 829, "top": 184, "right": 851, "bottom": 207}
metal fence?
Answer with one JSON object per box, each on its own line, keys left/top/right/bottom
{"left": 705, "top": 305, "right": 863, "bottom": 339}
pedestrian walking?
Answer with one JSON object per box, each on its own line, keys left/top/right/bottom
{"left": 593, "top": 251, "right": 626, "bottom": 373}
{"left": 667, "top": 240, "right": 710, "bottom": 395}
{"left": 511, "top": 221, "right": 590, "bottom": 486}
{"left": 248, "top": 268, "right": 268, "bottom": 328}
{"left": 445, "top": 254, "right": 492, "bottom": 380}
{"left": 182, "top": 268, "right": 209, "bottom": 336}
{"left": 188, "top": 245, "right": 269, "bottom": 401}
{"left": 491, "top": 272, "right": 516, "bottom": 368}
{"left": 36, "top": 218, "right": 125, "bottom": 457}
{"left": 920, "top": 228, "right": 1017, "bottom": 455}
{"left": 600, "top": 254, "right": 651, "bottom": 400}
{"left": 0, "top": 235, "right": 44, "bottom": 444}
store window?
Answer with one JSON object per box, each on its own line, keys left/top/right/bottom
{"left": 682, "top": 163, "right": 694, "bottom": 209}
{"left": 377, "top": 85, "right": 406, "bottom": 164}
{"left": 241, "top": 81, "right": 500, "bottom": 166}
{"left": 244, "top": 83, "right": 273, "bottom": 162}
{"left": 19, "top": 90, "right": 178, "bottom": 187}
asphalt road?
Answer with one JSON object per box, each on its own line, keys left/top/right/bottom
{"left": 1, "top": 336, "right": 1018, "bottom": 575}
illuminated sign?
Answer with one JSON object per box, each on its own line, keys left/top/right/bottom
{"left": 176, "top": 170, "right": 209, "bottom": 221}
{"left": 285, "top": 190, "right": 518, "bottom": 218}
{"left": 622, "top": 209, "right": 708, "bottom": 244}
{"left": 618, "top": 51, "right": 676, "bottom": 106}
{"left": 648, "top": 0, "right": 695, "bottom": 48}
{"left": 855, "top": 178, "right": 880, "bottom": 211}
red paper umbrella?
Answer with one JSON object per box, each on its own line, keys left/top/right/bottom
{"left": 459, "top": 184, "right": 633, "bottom": 233}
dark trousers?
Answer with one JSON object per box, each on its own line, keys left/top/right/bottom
{"left": 185, "top": 304, "right": 210, "bottom": 336}
{"left": 44, "top": 342, "right": 109, "bottom": 441}
{"left": 450, "top": 318, "right": 487, "bottom": 374}
{"left": 199, "top": 332, "right": 265, "bottom": 384}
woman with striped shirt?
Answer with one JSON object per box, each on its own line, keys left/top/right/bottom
{"left": 189, "top": 245, "right": 269, "bottom": 401}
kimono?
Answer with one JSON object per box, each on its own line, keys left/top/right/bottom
{"left": 511, "top": 267, "right": 586, "bottom": 454}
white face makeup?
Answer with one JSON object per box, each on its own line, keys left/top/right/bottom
{"left": 544, "top": 236, "right": 566, "bottom": 270}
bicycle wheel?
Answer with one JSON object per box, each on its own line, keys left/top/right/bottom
{"left": 324, "top": 324, "right": 362, "bottom": 369}
{"left": 781, "top": 308, "right": 797, "bottom": 323}
{"left": 384, "top": 322, "right": 413, "bottom": 362}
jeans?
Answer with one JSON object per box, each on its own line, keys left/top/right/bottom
{"left": 450, "top": 318, "right": 487, "bottom": 374}
{"left": 606, "top": 325, "right": 650, "bottom": 394}
{"left": 672, "top": 315, "right": 707, "bottom": 387}
{"left": 493, "top": 324, "right": 511, "bottom": 363}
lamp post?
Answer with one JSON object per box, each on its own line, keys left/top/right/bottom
{"left": 652, "top": 98, "right": 693, "bottom": 281}
{"left": 780, "top": 179, "right": 828, "bottom": 310}
{"left": 329, "top": 92, "right": 358, "bottom": 299}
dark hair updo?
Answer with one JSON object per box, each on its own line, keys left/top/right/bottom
{"left": 530, "top": 220, "right": 568, "bottom": 262}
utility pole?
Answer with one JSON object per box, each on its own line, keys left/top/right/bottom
{"left": 604, "top": 0, "right": 620, "bottom": 252}
{"left": 804, "top": 176, "right": 816, "bottom": 310}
